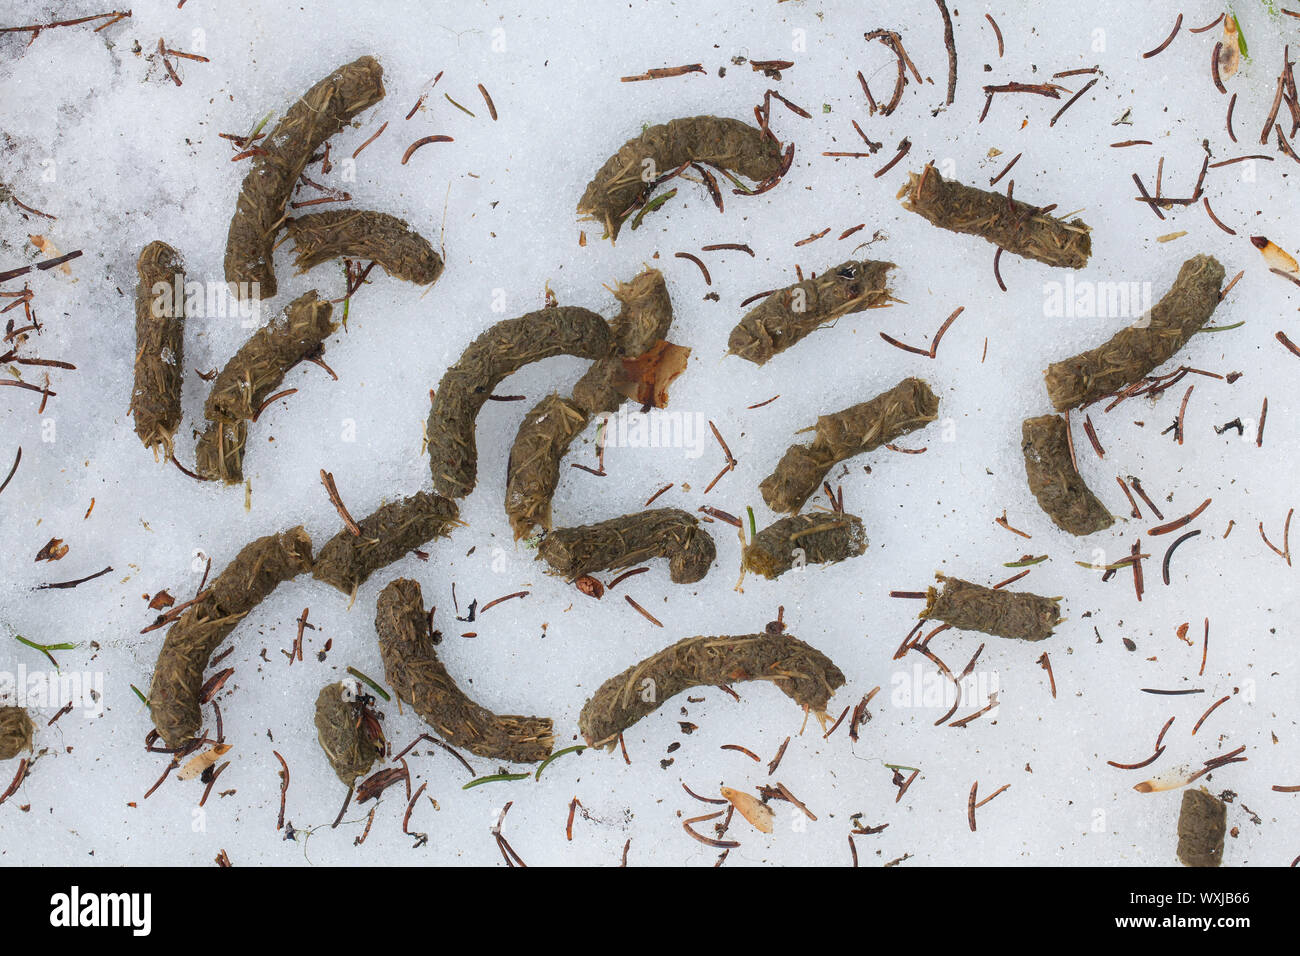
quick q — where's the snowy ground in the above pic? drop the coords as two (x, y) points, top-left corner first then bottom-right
(0, 0), (1297, 867)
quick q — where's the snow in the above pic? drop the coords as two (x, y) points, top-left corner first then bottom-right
(0, 0), (1296, 866)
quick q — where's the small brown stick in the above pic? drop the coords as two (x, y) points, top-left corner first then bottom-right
(1175, 384), (1194, 445)
(1201, 197), (1235, 235)
(1190, 13), (1225, 33)
(607, 567), (648, 590)
(1142, 14), (1182, 59)
(36, 565), (111, 590)
(967, 782), (979, 831)
(1036, 652), (1056, 698)
(1192, 695), (1230, 736)
(1129, 477), (1163, 520)
(701, 243), (755, 256)
(477, 84), (498, 120)
(698, 506), (740, 526)
(682, 811), (740, 849)
(674, 252), (711, 285)
(1212, 43), (1227, 95)
(620, 64), (706, 82)
(708, 420), (737, 468)
(320, 470), (361, 536)
(989, 152), (1020, 187)
(1257, 398), (1268, 447)
(775, 782), (816, 821)
(644, 483), (673, 507)
(566, 796), (580, 841)
(479, 590), (529, 613)
(721, 744), (762, 761)
(1131, 173), (1166, 220)
(934, 0), (956, 105)
(401, 135), (454, 165)
(199, 761), (230, 808)
(1279, 331), (1300, 360)
(767, 737), (791, 775)
(1049, 77), (1098, 127)
(991, 568), (1032, 589)
(624, 595), (662, 627)
(0, 447), (20, 497)
(1116, 476), (1141, 518)
(894, 769), (919, 803)
(950, 693), (1000, 729)
(1200, 618), (1210, 676)
(1161, 529), (1201, 585)
(995, 512), (1032, 539)
(821, 705), (851, 739)
(873, 138), (911, 179)
(682, 782), (728, 804)
(351, 121), (388, 159)
(1258, 508), (1294, 565)
(272, 751), (289, 830)
(1149, 498), (1211, 535)
(251, 387), (297, 423)
(985, 14), (1004, 58)
(1107, 746), (1166, 770)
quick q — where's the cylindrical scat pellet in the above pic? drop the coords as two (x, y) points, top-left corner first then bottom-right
(314, 682), (384, 787)
(538, 508), (716, 584)
(760, 377), (939, 514)
(1021, 414), (1113, 536)
(578, 633), (846, 747)
(224, 56), (385, 300)
(313, 491), (460, 594)
(921, 573), (1061, 642)
(426, 307), (612, 499)
(1176, 788), (1226, 867)
(578, 116), (786, 242)
(285, 210), (443, 286)
(204, 290), (336, 424)
(0, 705), (34, 760)
(900, 163), (1091, 269)
(1043, 255), (1226, 411)
(504, 394), (590, 540)
(148, 527), (314, 748)
(728, 260), (895, 366)
(376, 578), (554, 763)
(743, 512), (867, 579)
(130, 241), (185, 459)
(193, 419), (247, 485)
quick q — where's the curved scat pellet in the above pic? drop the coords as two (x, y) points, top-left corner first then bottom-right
(577, 116), (785, 242)
(1043, 255), (1225, 411)
(148, 527), (314, 748)
(426, 307), (613, 499)
(224, 56), (385, 301)
(728, 260), (895, 366)
(538, 508), (716, 585)
(504, 394), (589, 541)
(313, 491), (460, 594)
(285, 210), (443, 286)
(376, 578), (554, 763)
(578, 633), (846, 748)
(760, 377), (939, 514)
(1021, 415), (1113, 536)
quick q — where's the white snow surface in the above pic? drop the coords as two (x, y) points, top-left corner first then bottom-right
(0, 0), (1296, 867)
